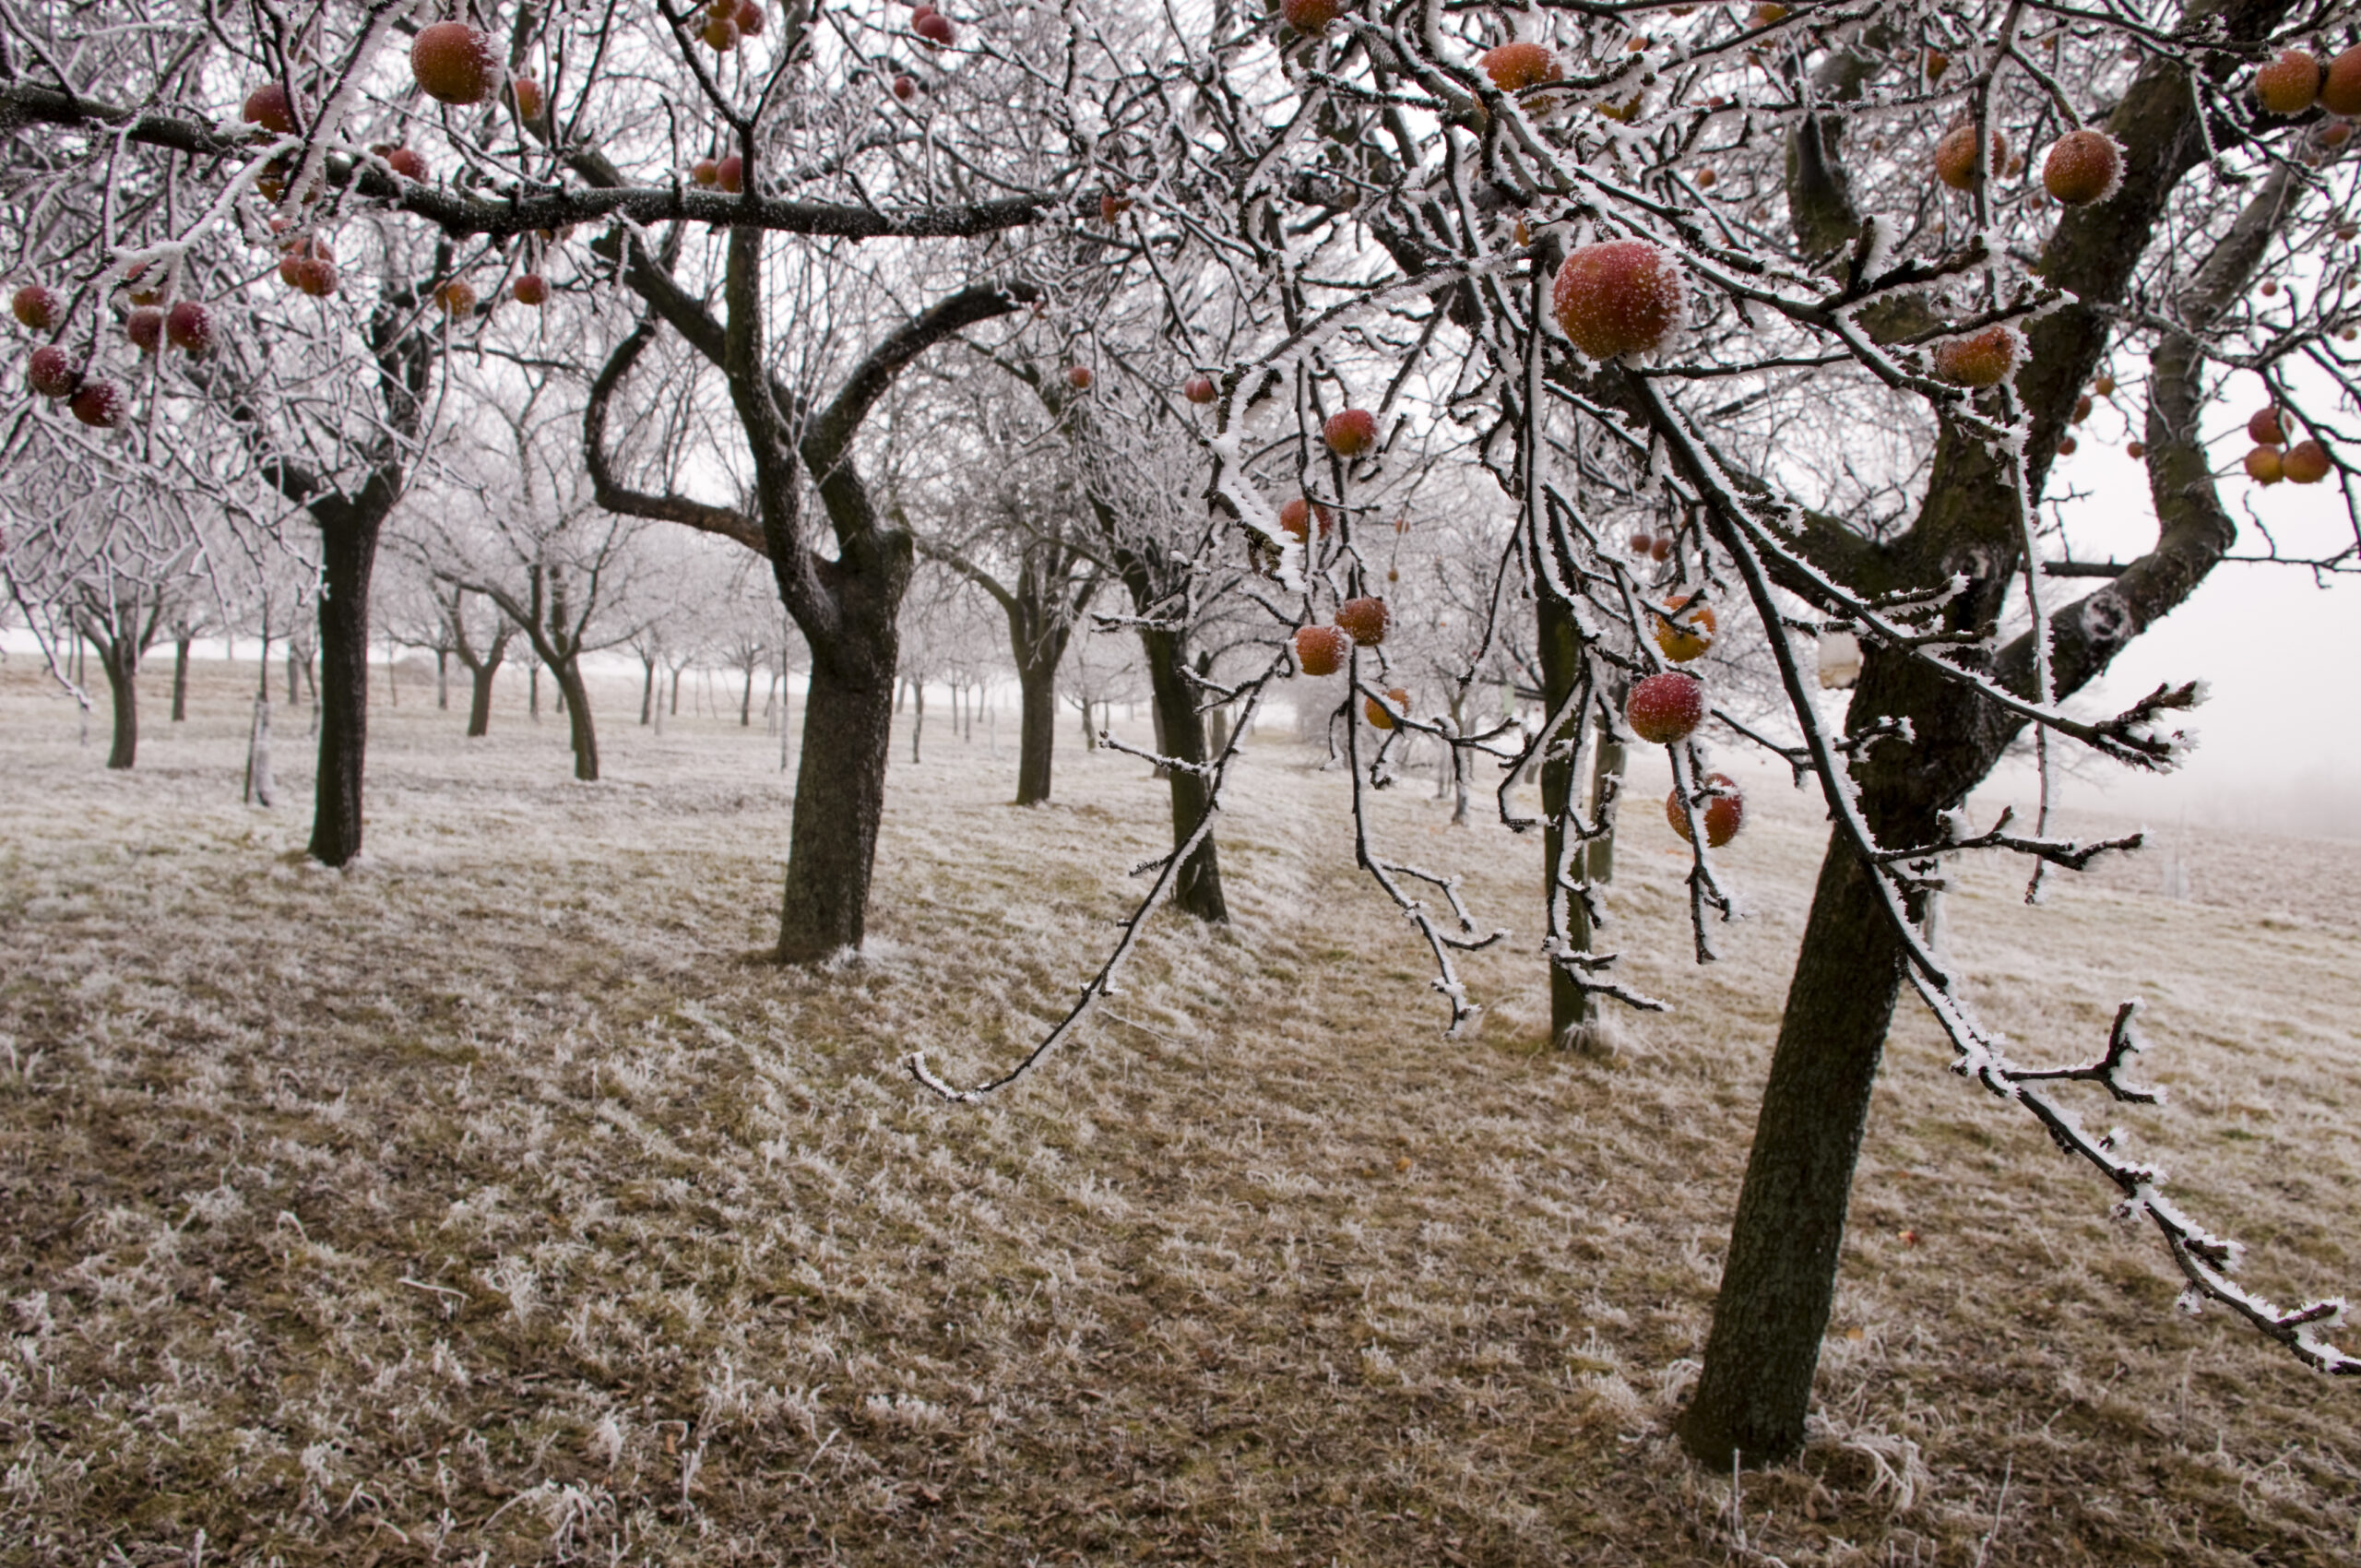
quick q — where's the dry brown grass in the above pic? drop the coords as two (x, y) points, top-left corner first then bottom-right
(1, 659), (2356, 1565)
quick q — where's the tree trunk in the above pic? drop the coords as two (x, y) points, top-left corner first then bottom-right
(1536, 591), (1590, 1045)
(171, 636), (191, 723)
(555, 658), (599, 781)
(1139, 623), (1226, 922)
(435, 648), (450, 710)
(244, 697), (275, 807)
(307, 513), (378, 866)
(670, 665), (683, 717)
(99, 642), (137, 769)
(741, 664), (755, 727)
(1015, 662), (1058, 805)
(640, 658), (656, 724)
(777, 649), (896, 962)
(465, 653), (501, 737)
(910, 676), (924, 764)
(529, 663), (540, 719)
(1677, 835), (1904, 1467)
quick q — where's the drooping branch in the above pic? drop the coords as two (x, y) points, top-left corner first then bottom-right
(0, 83), (1057, 244)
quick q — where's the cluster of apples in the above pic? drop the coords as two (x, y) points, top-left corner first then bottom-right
(696, 0), (768, 52)
(1627, 526), (1676, 563)
(908, 4), (955, 47)
(1291, 595), (1407, 727)
(2253, 45), (2361, 120)
(2243, 405), (2333, 486)
(15, 279), (220, 432)
(691, 151), (747, 192)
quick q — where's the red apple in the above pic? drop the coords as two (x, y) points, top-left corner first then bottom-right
(913, 8), (955, 46)
(1323, 407), (1377, 456)
(1551, 239), (1683, 360)
(165, 301), (215, 353)
(893, 75), (919, 101)
(1667, 774), (1743, 847)
(2245, 445), (2284, 484)
(716, 154), (744, 193)
(2043, 129), (2121, 207)
(1065, 364), (1093, 389)
(736, 2), (765, 35)
(2255, 48), (2321, 115)
(1183, 374), (1216, 404)
(513, 274), (549, 306)
(69, 377), (127, 429)
(1278, 497), (1333, 541)
(2324, 44), (2361, 116)
(1934, 123), (2006, 191)
(376, 144), (428, 180)
(12, 283), (58, 330)
(1931, 325), (2020, 388)
(703, 12), (741, 50)
(411, 21), (497, 105)
(1648, 532), (1673, 563)
(1477, 42), (1558, 91)
(1627, 671), (1704, 744)
(2126, 441), (2146, 459)
(126, 306), (164, 353)
(26, 346), (78, 399)
(692, 157), (720, 187)
(1294, 624), (1349, 676)
(243, 83), (296, 136)
(513, 77), (544, 121)
(1100, 191), (1133, 222)
(1282, 0), (1342, 32)
(1335, 596), (1389, 646)
(2284, 439), (2331, 483)
(2247, 405), (2284, 445)
(433, 279), (477, 318)
(2056, 434), (2078, 456)
(1364, 686), (1410, 730)
(1628, 528), (1653, 554)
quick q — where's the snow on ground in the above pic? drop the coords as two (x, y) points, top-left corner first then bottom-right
(0, 658), (2355, 1564)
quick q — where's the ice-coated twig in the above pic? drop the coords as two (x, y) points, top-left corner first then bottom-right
(909, 661), (1282, 1102)
(1870, 805), (2144, 872)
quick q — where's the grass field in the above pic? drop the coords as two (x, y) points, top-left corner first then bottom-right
(2, 657), (2356, 1565)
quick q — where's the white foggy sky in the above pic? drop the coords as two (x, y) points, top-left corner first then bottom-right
(1993, 447), (2361, 834)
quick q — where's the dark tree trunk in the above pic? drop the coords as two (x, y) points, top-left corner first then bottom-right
(640, 659), (656, 724)
(171, 636), (191, 722)
(1677, 835), (1904, 1466)
(307, 511), (380, 866)
(1015, 664), (1058, 805)
(741, 664), (755, 726)
(670, 666), (683, 716)
(435, 648), (450, 710)
(1536, 591), (1590, 1044)
(1139, 622), (1226, 922)
(554, 659), (599, 781)
(777, 644), (896, 962)
(99, 643), (137, 769)
(465, 659), (497, 737)
(529, 663), (540, 719)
